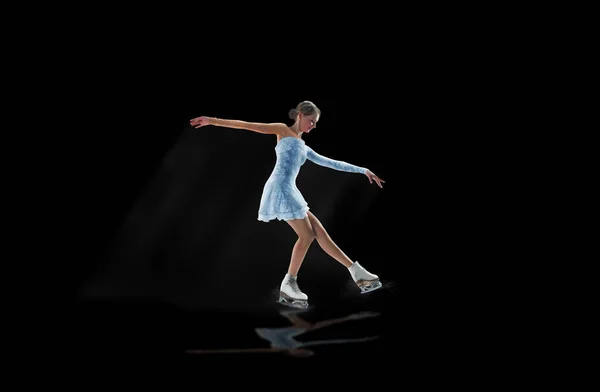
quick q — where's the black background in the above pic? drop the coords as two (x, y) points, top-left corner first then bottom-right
(14, 4), (552, 383)
(46, 40), (513, 383)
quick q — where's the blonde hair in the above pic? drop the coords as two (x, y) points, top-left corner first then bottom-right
(288, 101), (321, 120)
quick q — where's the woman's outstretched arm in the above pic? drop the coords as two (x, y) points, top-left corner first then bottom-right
(306, 146), (386, 188)
(190, 116), (287, 135)
(305, 146), (367, 174)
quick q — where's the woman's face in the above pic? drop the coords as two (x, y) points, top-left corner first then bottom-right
(300, 113), (319, 133)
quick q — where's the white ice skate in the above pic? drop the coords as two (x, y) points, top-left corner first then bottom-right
(277, 273), (309, 309)
(349, 262), (382, 294)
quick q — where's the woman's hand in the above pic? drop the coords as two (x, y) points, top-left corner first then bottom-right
(190, 116), (211, 128)
(365, 169), (385, 188)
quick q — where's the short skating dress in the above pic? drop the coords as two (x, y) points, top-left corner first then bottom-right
(257, 136), (368, 222)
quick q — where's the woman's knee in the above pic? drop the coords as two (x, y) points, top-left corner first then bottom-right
(288, 217), (316, 242)
(298, 230), (316, 243)
(300, 218), (316, 242)
(306, 212), (326, 240)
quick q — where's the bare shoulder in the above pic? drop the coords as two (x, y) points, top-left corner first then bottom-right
(272, 124), (296, 141)
(270, 123), (289, 135)
(277, 123), (298, 143)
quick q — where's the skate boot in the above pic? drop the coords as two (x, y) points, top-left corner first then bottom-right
(349, 261), (382, 294)
(277, 273), (309, 309)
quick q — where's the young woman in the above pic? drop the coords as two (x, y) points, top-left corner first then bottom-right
(190, 101), (385, 308)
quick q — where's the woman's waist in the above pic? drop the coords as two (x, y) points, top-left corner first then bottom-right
(270, 169), (300, 178)
(266, 174), (299, 186)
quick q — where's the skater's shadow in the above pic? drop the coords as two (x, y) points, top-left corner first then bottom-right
(186, 308), (380, 358)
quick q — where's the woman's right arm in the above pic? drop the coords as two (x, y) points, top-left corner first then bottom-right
(190, 116), (286, 135)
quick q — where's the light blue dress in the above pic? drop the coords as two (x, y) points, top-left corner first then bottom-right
(258, 136), (367, 222)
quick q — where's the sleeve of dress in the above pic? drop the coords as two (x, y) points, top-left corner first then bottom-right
(305, 145), (368, 174)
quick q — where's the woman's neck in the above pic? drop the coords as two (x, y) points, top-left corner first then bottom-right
(290, 123), (302, 137)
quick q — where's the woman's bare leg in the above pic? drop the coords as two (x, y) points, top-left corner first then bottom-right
(285, 216), (316, 276)
(286, 211), (381, 295)
(306, 211), (354, 268)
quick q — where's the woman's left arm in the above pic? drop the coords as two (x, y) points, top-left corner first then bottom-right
(305, 146), (385, 188)
(305, 146), (368, 174)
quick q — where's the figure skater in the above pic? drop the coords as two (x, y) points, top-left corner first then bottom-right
(190, 101), (385, 308)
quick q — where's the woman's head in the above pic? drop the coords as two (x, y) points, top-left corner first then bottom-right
(288, 101), (320, 134)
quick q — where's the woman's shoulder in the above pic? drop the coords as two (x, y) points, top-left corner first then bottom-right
(275, 127), (303, 143)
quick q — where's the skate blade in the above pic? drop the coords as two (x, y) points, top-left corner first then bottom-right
(277, 296), (309, 309)
(359, 280), (382, 294)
